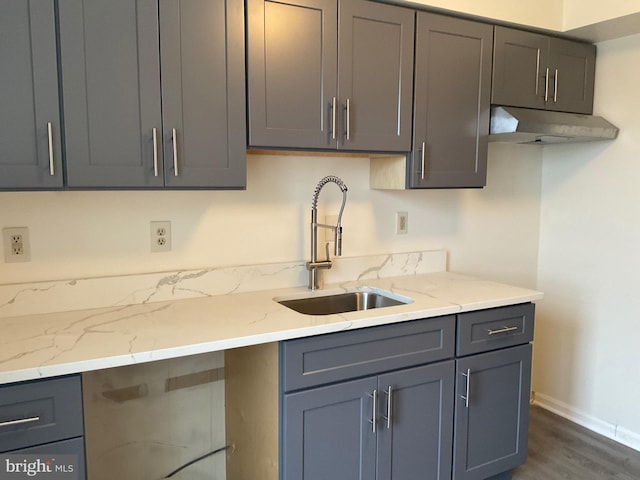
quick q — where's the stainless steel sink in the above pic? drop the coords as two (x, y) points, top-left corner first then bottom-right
(276, 289), (412, 316)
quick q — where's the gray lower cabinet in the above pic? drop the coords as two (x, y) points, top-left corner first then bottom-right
(246, 0), (414, 152)
(453, 303), (535, 480)
(280, 316), (456, 480)
(0, 374), (86, 479)
(0, 1), (63, 190)
(282, 362), (455, 480)
(58, 0), (245, 189)
(282, 376), (377, 480)
(492, 26), (595, 115)
(280, 305), (535, 480)
(377, 362), (455, 480)
(410, 13), (492, 188)
(453, 345), (532, 480)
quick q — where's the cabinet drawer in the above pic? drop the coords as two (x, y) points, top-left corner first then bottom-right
(281, 316), (455, 392)
(0, 375), (83, 453)
(456, 303), (535, 356)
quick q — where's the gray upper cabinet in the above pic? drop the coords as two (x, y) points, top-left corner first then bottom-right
(59, 0), (163, 188)
(492, 27), (595, 114)
(0, 1), (63, 190)
(246, 0), (338, 149)
(246, 0), (414, 152)
(338, 0), (414, 152)
(410, 13), (492, 188)
(159, 0), (246, 188)
(59, 0), (245, 189)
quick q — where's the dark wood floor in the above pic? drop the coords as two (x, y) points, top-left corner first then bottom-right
(513, 406), (640, 480)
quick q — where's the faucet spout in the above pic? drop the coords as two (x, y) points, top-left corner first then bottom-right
(306, 176), (348, 290)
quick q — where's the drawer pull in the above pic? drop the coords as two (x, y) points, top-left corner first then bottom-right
(487, 326), (519, 336)
(0, 416), (40, 428)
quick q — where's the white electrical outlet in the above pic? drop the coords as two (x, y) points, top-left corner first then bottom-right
(150, 221), (172, 253)
(396, 212), (408, 234)
(3, 227), (31, 262)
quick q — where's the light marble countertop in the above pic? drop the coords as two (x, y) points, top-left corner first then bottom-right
(0, 271), (542, 385)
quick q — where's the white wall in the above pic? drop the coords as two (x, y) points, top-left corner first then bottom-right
(408, 0), (563, 30)
(0, 145), (542, 290)
(535, 33), (640, 447)
(563, 0), (640, 30)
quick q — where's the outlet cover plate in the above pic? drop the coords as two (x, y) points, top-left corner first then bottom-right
(396, 212), (408, 235)
(150, 221), (172, 253)
(3, 227), (31, 263)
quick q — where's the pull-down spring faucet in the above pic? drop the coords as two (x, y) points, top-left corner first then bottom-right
(306, 176), (348, 290)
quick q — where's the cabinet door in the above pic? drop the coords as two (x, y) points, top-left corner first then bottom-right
(0, 1), (62, 189)
(282, 376), (377, 480)
(411, 13), (492, 188)
(377, 361), (455, 480)
(246, 0), (338, 149)
(548, 37), (595, 114)
(453, 344), (532, 480)
(338, 0), (414, 152)
(492, 27), (548, 111)
(160, 0), (246, 188)
(59, 0), (163, 188)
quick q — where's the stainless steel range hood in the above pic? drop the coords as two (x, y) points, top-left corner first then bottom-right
(489, 106), (619, 145)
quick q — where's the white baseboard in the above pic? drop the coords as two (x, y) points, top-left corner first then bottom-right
(533, 392), (640, 453)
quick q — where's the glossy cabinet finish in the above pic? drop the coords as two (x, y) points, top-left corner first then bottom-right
(59, 0), (245, 189)
(410, 13), (492, 188)
(247, 0), (414, 152)
(0, 1), (63, 190)
(492, 27), (595, 115)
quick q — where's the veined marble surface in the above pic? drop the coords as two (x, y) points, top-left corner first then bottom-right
(0, 263), (542, 385)
(0, 250), (446, 319)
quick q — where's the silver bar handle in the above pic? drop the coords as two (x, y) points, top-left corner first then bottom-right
(152, 128), (159, 177)
(384, 386), (393, 429)
(47, 122), (55, 176)
(544, 67), (550, 102)
(345, 98), (351, 141)
(421, 141), (426, 180)
(535, 50), (541, 95)
(460, 369), (471, 408)
(172, 128), (179, 177)
(368, 389), (377, 433)
(0, 416), (40, 428)
(331, 97), (337, 141)
(554, 68), (559, 103)
(487, 325), (519, 335)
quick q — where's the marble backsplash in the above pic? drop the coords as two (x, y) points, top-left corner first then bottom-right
(0, 249), (447, 319)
